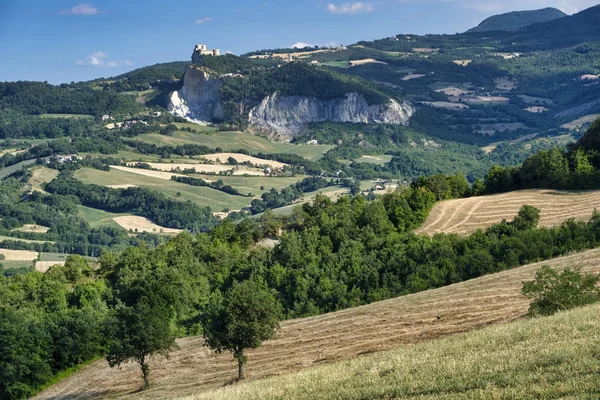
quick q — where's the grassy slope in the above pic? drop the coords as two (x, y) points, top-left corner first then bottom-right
(33, 247), (600, 400)
(192, 303), (600, 400)
(135, 130), (334, 161)
(74, 167), (255, 211)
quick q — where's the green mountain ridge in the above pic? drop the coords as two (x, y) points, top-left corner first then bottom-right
(467, 7), (567, 33)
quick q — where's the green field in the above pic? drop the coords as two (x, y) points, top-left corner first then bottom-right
(321, 61), (351, 68)
(252, 186), (351, 217)
(39, 114), (94, 119)
(0, 159), (37, 179)
(74, 167), (256, 212)
(354, 154), (393, 165)
(135, 130), (334, 161)
(0, 236), (54, 244)
(192, 303), (600, 400)
(77, 206), (129, 230)
(194, 174), (306, 195)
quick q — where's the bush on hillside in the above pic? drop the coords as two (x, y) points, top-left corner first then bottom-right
(522, 266), (600, 316)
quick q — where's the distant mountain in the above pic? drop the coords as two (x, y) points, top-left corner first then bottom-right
(467, 7), (567, 33)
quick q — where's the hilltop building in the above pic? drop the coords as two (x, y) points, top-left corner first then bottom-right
(192, 44), (220, 62)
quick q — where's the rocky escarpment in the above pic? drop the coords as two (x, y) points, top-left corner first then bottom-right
(168, 66), (224, 124)
(249, 92), (414, 139)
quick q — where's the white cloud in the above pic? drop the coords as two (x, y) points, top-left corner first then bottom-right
(76, 51), (132, 67)
(194, 17), (212, 24)
(60, 4), (100, 15)
(327, 2), (376, 14)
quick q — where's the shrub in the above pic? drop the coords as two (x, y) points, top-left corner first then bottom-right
(522, 266), (600, 316)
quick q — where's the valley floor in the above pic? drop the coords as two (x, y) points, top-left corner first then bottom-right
(34, 248), (600, 400)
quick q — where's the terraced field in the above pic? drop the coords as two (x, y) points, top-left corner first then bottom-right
(34, 248), (600, 400)
(417, 189), (600, 236)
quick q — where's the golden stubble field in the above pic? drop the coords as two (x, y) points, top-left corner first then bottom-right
(417, 189), (600, 236)
(33, 247), (600, 400)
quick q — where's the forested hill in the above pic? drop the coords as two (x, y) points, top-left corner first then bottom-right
(0, 81), (142, 116)
(470, 5), (600, 51)
(467, 8), (566, 33)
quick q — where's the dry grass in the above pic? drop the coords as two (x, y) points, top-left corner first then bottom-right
(561, 114), (600, 130)
(112, 166), (191, 181)
(112, 216), (182, 235)
(135, 163), (265, 176)
(434, 86), (471, 96)
(189, 302), (600, 400)
(452, 59), (471, 66)
(107, 184), (138, 189)
(417, 189), (600, 236)
(200, 153), (287, 169)
(0, 249), (38, 261)
(33, 246), (600, 400)
(35, 261), (66, 273)
(13, 224), (50, 234)
(462, 96), (510, 105)
(349, 59), (387, 67)
(524, 106), (548, 113)
(401, 74), (426, 81)
(28, 167), (59, 193)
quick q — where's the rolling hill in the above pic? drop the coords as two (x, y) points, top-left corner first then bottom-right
(467, 7), (566, 33)
(33, 247), (600, 399)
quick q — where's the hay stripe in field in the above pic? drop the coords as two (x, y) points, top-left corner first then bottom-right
(417, 189), (600, 236)
(32, 247), (600, 400)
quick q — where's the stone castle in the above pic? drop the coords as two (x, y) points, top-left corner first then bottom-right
(192, 44), (220, 62)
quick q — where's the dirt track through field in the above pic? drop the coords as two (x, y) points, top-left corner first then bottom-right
(417, 189), (600, 236)
(33, 247), (600, 400)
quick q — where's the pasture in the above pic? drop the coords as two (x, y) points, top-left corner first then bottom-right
(33, 247), (600, 400)
(416, 189), (600, 236)
(134, 130), (333, 161)
(27, 167), (59, 192)
(354, 155), (393, 165)
(201, 153), (288, 169)
(74, 168), (255, 212)
(78, 206), (129, 230)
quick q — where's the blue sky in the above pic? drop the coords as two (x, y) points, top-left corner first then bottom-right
(0, 0), (598, 84)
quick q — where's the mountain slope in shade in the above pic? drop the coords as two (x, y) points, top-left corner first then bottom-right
(468, 7), (567, 33)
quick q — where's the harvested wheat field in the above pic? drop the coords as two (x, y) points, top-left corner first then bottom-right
(401, 73), (426, 81)
(417, 189), (600, 236)
(35, 261), (66, 273)
(0, 249), (38, 261)
(349, 59), (387, 67)
(420, 101), (469, 110)
(525, 106), (548, 113)
(33, 248), (600, 400)
(112, 166), (191, 181)
(201, 153), (288, 169)
(112, 216), (183, 235)
(108, 184), (138, 189)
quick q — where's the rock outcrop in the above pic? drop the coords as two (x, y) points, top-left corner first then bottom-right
(249, 92), (414, 139)
(168, 66), (224, 124)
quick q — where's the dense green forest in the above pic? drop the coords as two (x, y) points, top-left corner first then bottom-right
(467, 8), (566, 33)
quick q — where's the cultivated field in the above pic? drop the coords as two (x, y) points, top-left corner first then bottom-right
(201, 153), (288, 169)
(75, 168), (255, 211)
(417, 189), (600, 236)
(517, 94), (554, 105)
(354, 155), (393, 165)
(34, 248), (600, 400)
(434, 86), (471, 96)
(524, 106), (548, 113)
(462, 96), (510, 105)
(113, 216), (182, 235)
(190, 302), (600, 400)
(452, 59), (471, 66)
(113, 166), (192, 181)
(138, 162), (265, 176)
(13, 224), (50, 234)
(78, 206), (129, 230)
(401, 74), (426, 81)
(35, 261), (66, 273)
(27, 167), (59, 192)
(134, 130), (333, 161)
(0, 249), (38, 261)
(561, 114), (600, 130)
(494, 77), (516, 90)
(349, 59), (387, 67)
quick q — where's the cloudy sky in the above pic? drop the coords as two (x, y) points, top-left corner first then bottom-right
(0, 0), (598, 83)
